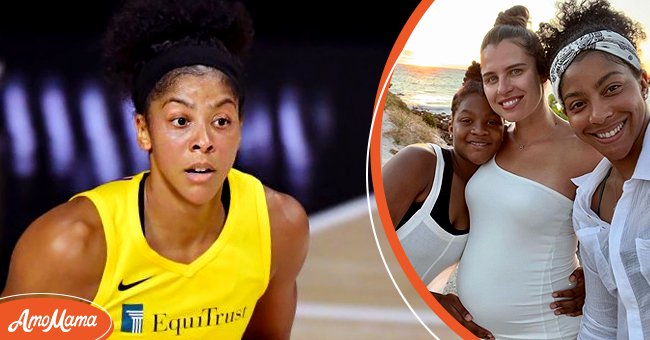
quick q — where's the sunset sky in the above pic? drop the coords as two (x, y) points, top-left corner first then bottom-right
(398, 0), (650, 69)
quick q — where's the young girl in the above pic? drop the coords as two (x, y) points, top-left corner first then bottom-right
(383, 62), (504, 339)
(455, 5), (602, 339)
(539, 0), (650, 337)
(1, 1), (309, 339)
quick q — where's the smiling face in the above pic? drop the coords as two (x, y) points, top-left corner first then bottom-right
(449, 93), (504, 165)
(480, 39), (547, 122)
(561, 51), (649, 163)
(135, 67), (241, 206)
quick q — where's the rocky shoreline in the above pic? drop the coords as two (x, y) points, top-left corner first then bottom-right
(380, 90), (451, 165)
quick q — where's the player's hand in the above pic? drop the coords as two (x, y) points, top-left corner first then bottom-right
(431, 292), (494, 339)
(550, 267), (585, 317)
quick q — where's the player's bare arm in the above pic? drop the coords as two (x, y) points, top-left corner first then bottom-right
(243, 187), (309, 339)
(2, 197), (105, 301)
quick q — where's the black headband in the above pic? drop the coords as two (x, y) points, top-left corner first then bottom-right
(132, 45), (243, 113)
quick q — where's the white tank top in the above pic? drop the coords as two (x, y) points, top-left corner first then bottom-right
(457, 157), (581, 340)
(397, 144), (469, 285)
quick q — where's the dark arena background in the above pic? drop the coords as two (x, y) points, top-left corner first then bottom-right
(0, 2), (420, 288)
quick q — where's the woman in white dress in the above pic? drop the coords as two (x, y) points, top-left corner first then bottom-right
(455, 5), (603, 339)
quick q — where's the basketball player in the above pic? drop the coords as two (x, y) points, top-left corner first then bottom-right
(1, 1), (309, 338)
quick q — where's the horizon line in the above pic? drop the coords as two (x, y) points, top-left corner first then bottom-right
(395, 62), (466, 70)
(399, 58), (650, 71)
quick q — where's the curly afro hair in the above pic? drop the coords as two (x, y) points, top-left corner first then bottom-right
(538, 0), (646, 72)
(102, 0), (254, 94)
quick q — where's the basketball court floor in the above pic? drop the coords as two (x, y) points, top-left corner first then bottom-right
(292, 196), (462, 339)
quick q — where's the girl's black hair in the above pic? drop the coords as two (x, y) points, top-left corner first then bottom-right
(451, 61), (485, 116)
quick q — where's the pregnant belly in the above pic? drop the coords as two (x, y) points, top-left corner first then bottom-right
(456, 250), (579, 339)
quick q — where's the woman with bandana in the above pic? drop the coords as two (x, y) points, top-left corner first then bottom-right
(539, 0), (650, 338)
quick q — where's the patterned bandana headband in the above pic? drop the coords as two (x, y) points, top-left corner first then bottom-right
(550, 30), (641, 106)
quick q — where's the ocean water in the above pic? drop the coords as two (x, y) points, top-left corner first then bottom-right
(389, 63), (465, 115)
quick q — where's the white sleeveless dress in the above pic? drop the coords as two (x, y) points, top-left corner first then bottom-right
(397, 143), (469, 285)
(457, 157), (581, 339)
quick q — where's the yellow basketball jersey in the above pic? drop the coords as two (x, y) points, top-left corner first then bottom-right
(73, 169), (271, 339)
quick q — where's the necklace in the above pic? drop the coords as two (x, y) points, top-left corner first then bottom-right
(513, 120), (558, 150)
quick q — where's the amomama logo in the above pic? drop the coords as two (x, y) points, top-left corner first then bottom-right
(0, 293), (113, 339)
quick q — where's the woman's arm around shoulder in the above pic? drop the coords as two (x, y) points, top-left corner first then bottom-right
(243, 187), (309, 340)
(1, 197), (106, 301)
(382, 143), (438, 227)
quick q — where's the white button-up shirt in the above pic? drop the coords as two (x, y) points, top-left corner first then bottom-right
(572, 126), (650, 340)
